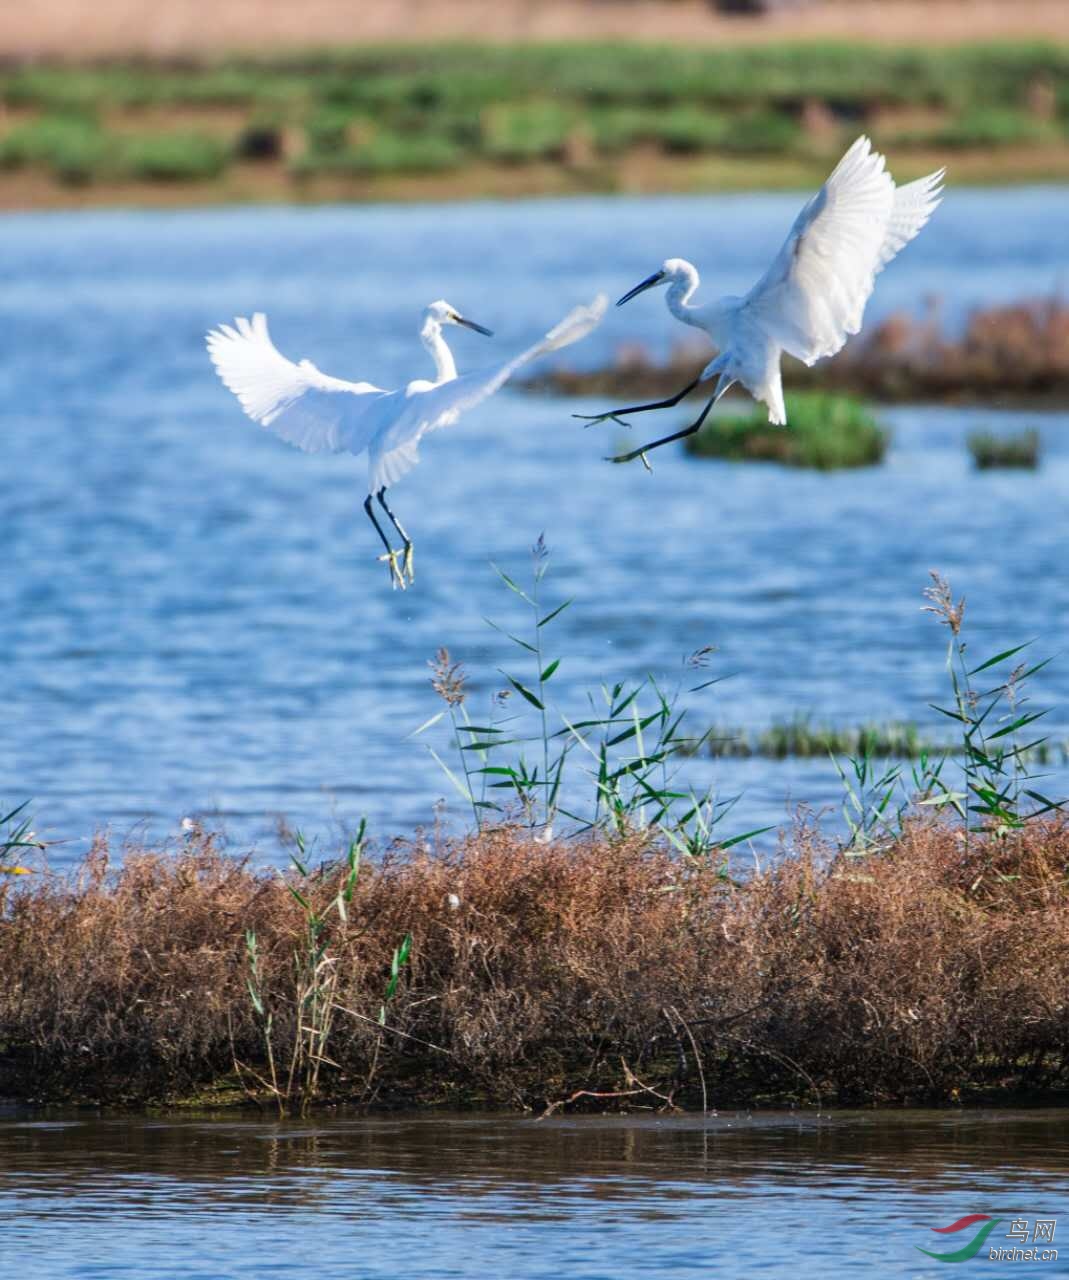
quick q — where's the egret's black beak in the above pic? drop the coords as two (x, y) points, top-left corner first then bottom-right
(456, 315), (493, 336)
(617, 271), (666, 307)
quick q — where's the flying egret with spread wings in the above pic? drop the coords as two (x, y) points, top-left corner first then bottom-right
(208, 295), (606, 587)
(578, 136), (944, 465)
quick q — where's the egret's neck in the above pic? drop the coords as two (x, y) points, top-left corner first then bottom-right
(421, 318), (458, 384)
(665, 264), (702, 328)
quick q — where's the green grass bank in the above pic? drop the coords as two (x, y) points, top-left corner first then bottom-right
(3, 42), (1069, 205)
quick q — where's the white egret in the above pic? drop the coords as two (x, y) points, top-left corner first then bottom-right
(207, 295), (606, 587)
(578, 136), (944, 464)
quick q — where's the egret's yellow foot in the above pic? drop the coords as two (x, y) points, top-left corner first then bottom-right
(606, 446), (652, 468)
(402, 543), (415, 586)
(573, 411), (632, 429)
(378, 549), (407, 590)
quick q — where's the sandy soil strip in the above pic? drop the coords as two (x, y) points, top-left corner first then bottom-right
(2, 1), (1067, 59)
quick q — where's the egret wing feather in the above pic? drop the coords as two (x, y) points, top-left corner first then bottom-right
(206, 312), (389, 455)
(878, 167), (946, 269)
(369, 294), (607, 491)
(419, 293), (609, 435)
(743, 136), (944, 367)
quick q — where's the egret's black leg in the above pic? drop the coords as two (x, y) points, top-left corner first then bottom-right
(364, 493), (405, 589)
(377, 487), (414, 585)
(573, 377), (702, 428)
(608, 378), (735, 466)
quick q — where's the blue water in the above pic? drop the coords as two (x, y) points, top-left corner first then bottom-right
(1, 1109), (1066, 1279)
(4, 187), (1069, 864)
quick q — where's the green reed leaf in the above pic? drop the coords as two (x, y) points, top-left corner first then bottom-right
(427, 747), (474, 801)
(502, 673), (545, 710)
(537, 600), (572, 628)
(489, 562), (534, 604)
(484, 617), (538, 653)
(718, 825), (775, 850)
(968, 641), (1033, 676)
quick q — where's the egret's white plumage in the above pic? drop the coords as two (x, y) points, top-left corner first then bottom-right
(207, 295), (606, 585)
(585, 136), (944, 462)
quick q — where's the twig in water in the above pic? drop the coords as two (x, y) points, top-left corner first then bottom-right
(620, 1060), (680, 1113)
(666, 1005), (709, 1114)
(539, 1062), (675, 1119)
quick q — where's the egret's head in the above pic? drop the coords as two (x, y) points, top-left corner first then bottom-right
(424, 299), (493, 335)
(616, 259), (691, 307)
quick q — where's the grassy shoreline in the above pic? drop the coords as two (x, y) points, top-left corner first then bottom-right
(1, 146), (1067, 212)
(2, 42), (1069, 208)
(1, 819), (1066, 1112)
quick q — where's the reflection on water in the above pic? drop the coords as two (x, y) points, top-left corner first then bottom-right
(0, 1109), (1066, 1278)
(3, 189), (1069, 862)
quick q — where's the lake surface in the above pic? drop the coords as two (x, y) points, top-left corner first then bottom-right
(1, 1108), (1065, 1278)
(4, 187), (1069, 863)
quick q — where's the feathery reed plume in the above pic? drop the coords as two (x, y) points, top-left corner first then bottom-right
(923, 570), (965, 636)
(429, 648), (467, 707)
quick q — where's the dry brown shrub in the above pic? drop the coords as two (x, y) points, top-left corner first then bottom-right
(525, 297), (1069, 404)
(0, 819), (1066, 1108)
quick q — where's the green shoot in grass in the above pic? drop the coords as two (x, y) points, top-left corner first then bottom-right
(240, 821), (386, 1116)
(380, 934), (413, 1026)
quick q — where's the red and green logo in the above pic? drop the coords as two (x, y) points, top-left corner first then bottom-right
(916, 1215), (1005, 1263)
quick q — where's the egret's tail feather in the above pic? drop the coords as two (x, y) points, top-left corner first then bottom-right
(703, 342), (786, 427)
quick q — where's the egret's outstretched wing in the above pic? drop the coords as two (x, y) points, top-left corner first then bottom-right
(206, 313), (390, 455)
(369, 294), (607, 490)
(743, 137), (944, 366)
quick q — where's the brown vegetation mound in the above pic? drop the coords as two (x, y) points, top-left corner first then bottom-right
(1, 821), (1066, 1110)
(531, 299), (1069, 404)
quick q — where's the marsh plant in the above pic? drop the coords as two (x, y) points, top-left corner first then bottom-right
(419, 554), (1064, 860)
(417, 536), (768, 858)
(530, 301), (1069, 406)
(683, 391), (888, 470)
(700, 716), (1069, 765)
(3, 822), (1068, 1108)
(0, 801), (42, 876)
(239, 822), (412, 1115)
(967, 427), (1041, 470)
(920, 572), (1062, 842)
(701, 718), (941, 760)
(832, 572), (1063, 855)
